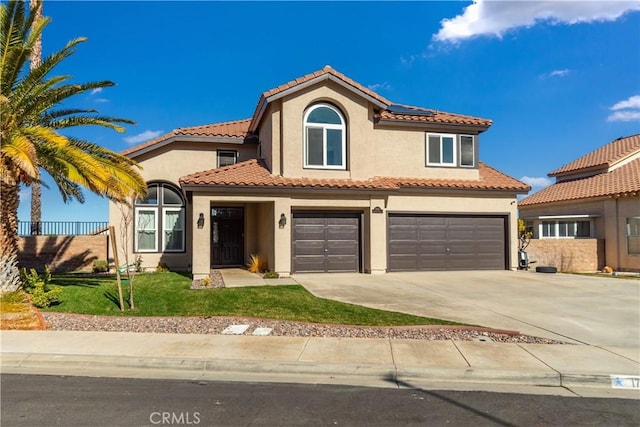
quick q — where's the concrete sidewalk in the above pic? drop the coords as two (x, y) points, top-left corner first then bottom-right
(2, 330), (638, 399)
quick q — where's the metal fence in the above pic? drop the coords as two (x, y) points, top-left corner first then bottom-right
(18, 221), (109, 236)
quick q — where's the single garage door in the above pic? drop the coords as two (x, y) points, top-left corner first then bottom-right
(388, 214), (507, 271)
(292, 212), (360, 273)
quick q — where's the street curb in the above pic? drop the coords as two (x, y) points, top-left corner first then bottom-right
(1, 352), (618, 390)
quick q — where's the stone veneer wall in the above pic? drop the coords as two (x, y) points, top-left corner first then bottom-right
(18, 235), (108, 272)
(525, 238), (605, 272)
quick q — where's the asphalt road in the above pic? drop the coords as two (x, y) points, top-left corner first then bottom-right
(2, 374), (639, 426)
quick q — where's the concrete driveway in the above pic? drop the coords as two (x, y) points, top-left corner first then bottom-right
(294, 271), (640, 354)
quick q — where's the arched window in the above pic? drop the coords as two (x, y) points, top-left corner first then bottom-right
(134, 182), (185, 252)
(303, 103), (346, 169)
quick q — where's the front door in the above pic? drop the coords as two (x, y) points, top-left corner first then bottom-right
(211, 207), (244, 267)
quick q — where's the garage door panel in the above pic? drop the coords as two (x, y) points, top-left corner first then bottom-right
(388, 256), (418, 271)
(292, 257), (327, 273)
(327, 255), (359, 272)
(293, 241), (325, 256)
(388, 214), (506, 272)
(326, 226), (358, 241)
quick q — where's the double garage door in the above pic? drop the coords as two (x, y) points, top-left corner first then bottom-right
(387, 214), (507, 272)
(292, 212), (360, 273)
(291, 212), (507, 273)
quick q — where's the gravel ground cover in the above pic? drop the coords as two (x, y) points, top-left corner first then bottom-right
(42, 312), (566, 344)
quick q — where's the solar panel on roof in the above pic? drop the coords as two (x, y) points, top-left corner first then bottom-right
(386, 104), (434, 117)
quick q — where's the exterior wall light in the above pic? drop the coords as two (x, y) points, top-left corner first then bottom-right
(279, 213), (287, 229)
(372, 206), (383, 214)
(197, 213), (205, 229)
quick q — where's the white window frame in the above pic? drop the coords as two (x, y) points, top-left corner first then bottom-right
(627, 217), (640, 255)
(303, 103), (346, 170)
(134, 207), (158, 252)
(539, 220), (592, 239)
(162, 207), (185, 252)
(217, 150), (237, 168)
(459, 134), (475, 167)
(426, 133), (457, 167)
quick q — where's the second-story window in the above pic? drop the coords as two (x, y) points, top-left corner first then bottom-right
(217, 150), (237, 168)
(426, 133), (476, 168)
(303, 103), (346, 169)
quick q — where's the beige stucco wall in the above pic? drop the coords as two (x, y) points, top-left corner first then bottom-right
(519, 196), (640, 272)
(260, 81), (480, 181)
(108, 140), (258, 272)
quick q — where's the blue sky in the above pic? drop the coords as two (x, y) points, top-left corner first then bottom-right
(17, 0), (640, 223)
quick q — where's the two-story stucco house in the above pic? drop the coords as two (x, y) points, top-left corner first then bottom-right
(109, 66), (529, 280)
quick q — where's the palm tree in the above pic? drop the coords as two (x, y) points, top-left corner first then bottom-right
(0, 0), (146, 292)
(29, 0), (42, 236)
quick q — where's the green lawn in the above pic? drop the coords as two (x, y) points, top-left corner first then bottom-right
(47, 272), (463, 326)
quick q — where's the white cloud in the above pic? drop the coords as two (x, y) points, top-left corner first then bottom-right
(610, 95), (640, 110)
(607, 110), (640, 122)
(124, 130), (164, 144)
(433, 0), (640, 43)
(607, 95), (640, 122)
(94, 98), (109, 103)
(90, 88), (103, 95)
(367, 82), (391, 92)
(400, 55), (416, 66)
(520, 176), (553, 188)
(549, 69), (570, 77)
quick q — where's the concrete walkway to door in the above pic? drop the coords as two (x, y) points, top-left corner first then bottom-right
(293, 270), (640, 357)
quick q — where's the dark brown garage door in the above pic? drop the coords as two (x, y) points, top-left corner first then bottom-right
(292, 212), (360, 273)
(387, 214), (507, 272)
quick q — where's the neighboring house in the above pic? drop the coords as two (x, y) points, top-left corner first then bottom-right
(109, 66), (529, 280)
(519, 134), (640, 272)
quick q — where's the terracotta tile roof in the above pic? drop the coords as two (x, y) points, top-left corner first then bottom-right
(376, 104), (492, 127)
(382, 162), (530, 191)
(180, 159), (530, 193)
(549, 134), (640, 176)
(519, 158), (640, 206)
(121, 119), (252, 156)
(261, 65), (392, 106)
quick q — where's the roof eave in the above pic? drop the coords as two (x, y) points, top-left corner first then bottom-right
(376, 118), (491, 133)
(125, 135), (248, 158)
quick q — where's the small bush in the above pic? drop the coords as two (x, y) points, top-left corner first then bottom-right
(263, 271), (279, 279)
(92, 259), (109, 273)
(248, 254), (267, 273)
(156, 262), (170, 273)
(21, 267), (62, 308)
(200, 276), (211, 287)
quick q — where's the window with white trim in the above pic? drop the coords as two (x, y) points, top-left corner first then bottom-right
(303, 103), (346, 169)
(627, 217), (640, 255)
(134, 183), (185, 252)
(217, 150), (237, 168)
(426, 133), (476, 167)
(540, 220), (591, 238)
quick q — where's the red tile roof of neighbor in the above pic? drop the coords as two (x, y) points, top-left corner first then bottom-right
(179, 158), (530, 192)
(123, 66), (492, 156)
(519, 157), (640, 206)
(549, 134), (640, 176)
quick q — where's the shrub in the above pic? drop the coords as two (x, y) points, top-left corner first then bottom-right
(248, 254), (267, 273)
(156, 262), (170, 273)
(21, 267), (62, 308)
(92, 259), (109, 273)
(263, 271), (279, 279)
